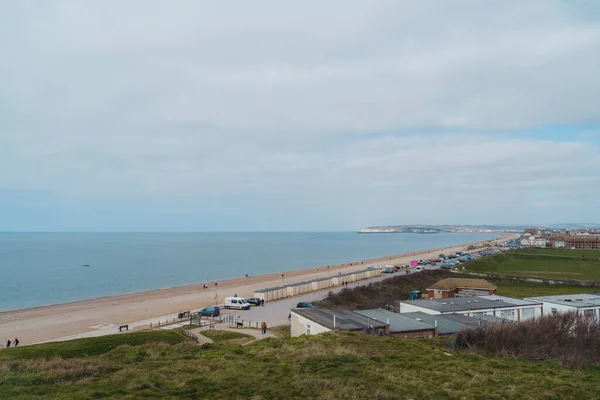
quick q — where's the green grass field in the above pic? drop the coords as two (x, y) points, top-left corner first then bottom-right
(2, 330), (600, 399)
(493, 280), (600, 298)
(463, 248), (600, 282)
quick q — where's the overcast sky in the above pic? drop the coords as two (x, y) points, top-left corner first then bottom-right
(1, 1), (600, 231)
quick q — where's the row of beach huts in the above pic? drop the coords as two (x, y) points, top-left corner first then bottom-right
(253, 267), (383, 302)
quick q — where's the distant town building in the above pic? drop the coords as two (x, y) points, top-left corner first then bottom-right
(521, 236), (536, 247)
(562, 236), (600, 250)
(524, 229), (539, 236)
(554, 240), (565, 248)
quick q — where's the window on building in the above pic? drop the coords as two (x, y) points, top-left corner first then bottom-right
(306, 324), (311, 335)
(501, 309), (515, 318)
(584, 310), (596, 318)
(522, 308), (535, 316)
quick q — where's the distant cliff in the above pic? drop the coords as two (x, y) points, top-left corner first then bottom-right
(358, 226), (441, 234)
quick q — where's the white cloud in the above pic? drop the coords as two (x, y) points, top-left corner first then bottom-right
(0, 1), (599, 229)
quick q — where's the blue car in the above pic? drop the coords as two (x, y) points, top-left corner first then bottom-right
(199, 306), (220, 317)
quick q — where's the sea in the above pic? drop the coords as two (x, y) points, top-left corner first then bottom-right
(0, 232), (499, 311)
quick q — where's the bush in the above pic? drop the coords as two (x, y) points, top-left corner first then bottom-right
(455, 312), (600, 367)
(316, 270), (453, 309)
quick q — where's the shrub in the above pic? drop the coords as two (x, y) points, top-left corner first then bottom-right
(317, 270), (453, 309)
(455, 312), (600, 367)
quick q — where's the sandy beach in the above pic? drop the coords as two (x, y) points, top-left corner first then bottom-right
(0, 234), (517, 345)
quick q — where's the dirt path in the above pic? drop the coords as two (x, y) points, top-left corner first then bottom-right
(189, 326), (277, 345)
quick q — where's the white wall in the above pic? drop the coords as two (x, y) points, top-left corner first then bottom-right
(528, 301), (600, 318)
(399, 302), (441, 315)
(399, 302), (543, 321)
(290, 312), (331, 338)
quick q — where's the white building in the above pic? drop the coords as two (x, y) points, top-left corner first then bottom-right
(398, 295), (542, 322)
(290, 308), (388, 337)
(524, 294), (600, 318)
(521, 236), (537, 247)
(534, 238), (548, 248)
(554, 240), (565, 248)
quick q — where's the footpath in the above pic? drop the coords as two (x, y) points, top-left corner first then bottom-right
(187, 325), (277, 345)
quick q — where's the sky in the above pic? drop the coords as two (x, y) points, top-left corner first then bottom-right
(1, 1), (600, 231)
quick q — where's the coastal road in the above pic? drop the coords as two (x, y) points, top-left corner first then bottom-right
(217, 271), (413, 328)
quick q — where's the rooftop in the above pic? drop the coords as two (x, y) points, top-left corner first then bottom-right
(355, 309), (434, 334)
(400, 312), (486, 335)
(524, 294), (600, 308)
(427, 278), (497, 292)
(400, 296), (540, 313)
(291, 308), (388, 331)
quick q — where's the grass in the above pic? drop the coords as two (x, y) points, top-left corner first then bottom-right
(0, 330), (187, 361)
(493, 280), (600, 298)
(2, 330), (600, 399)
(463, 248), (600, 282)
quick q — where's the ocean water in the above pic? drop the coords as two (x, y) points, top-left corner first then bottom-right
(0, 232), (499, 311)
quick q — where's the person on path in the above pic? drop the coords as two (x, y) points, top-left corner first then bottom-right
(14, 338), (19, 347)
(6, 340), (10, 348)
(261, 321), (267, 334)
(261, 299), (264, 307)
(234, 293), (237, 297)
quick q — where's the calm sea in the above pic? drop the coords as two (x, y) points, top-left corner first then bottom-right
(0, 232), (499, 311)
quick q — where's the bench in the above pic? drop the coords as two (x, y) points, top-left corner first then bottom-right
(119, 324), (129, 332)
(236, 321), (244, 328)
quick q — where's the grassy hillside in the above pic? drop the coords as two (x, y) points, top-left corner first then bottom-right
(2, 330), (600, 399)
(0, 330), (187, 361)
(463, 248), (600, 281)
(492, 280), (600, 298)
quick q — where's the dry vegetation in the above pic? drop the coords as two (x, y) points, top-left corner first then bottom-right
(3, 330), (600, 399)
(318, 269), (452, 309)
(455, 312), (600, 368)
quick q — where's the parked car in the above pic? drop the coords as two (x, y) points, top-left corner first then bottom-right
(199, 306), (220, 317)
(246, 297), (262, 306)
(382, 268), (394, 273)
(440, 264), (453, 270)
(296, 302), (315, 308)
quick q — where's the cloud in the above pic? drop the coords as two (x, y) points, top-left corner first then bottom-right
(0, 1), (599, 230)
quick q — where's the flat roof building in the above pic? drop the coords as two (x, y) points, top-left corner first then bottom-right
(354, 309), (437, 338)
(400, 312), (502, 335)
(524, 294), (600, 318)
(399, 295), (542, 322)
(290, 308), (388, 337)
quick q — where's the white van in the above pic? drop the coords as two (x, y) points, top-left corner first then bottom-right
(415, 266), (424, 271)
(224, 296), (251, 310)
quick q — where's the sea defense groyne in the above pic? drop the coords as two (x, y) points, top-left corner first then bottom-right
(253, 267), (382, 302)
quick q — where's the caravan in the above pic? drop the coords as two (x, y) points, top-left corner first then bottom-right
(224, 296), (251, 310)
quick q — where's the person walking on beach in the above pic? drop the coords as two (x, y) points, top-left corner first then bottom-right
(261, 299), (264, 307)
(14, 338), (19, 347)
(6, 340), (10, 348)
(261, 321), (267, 334)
